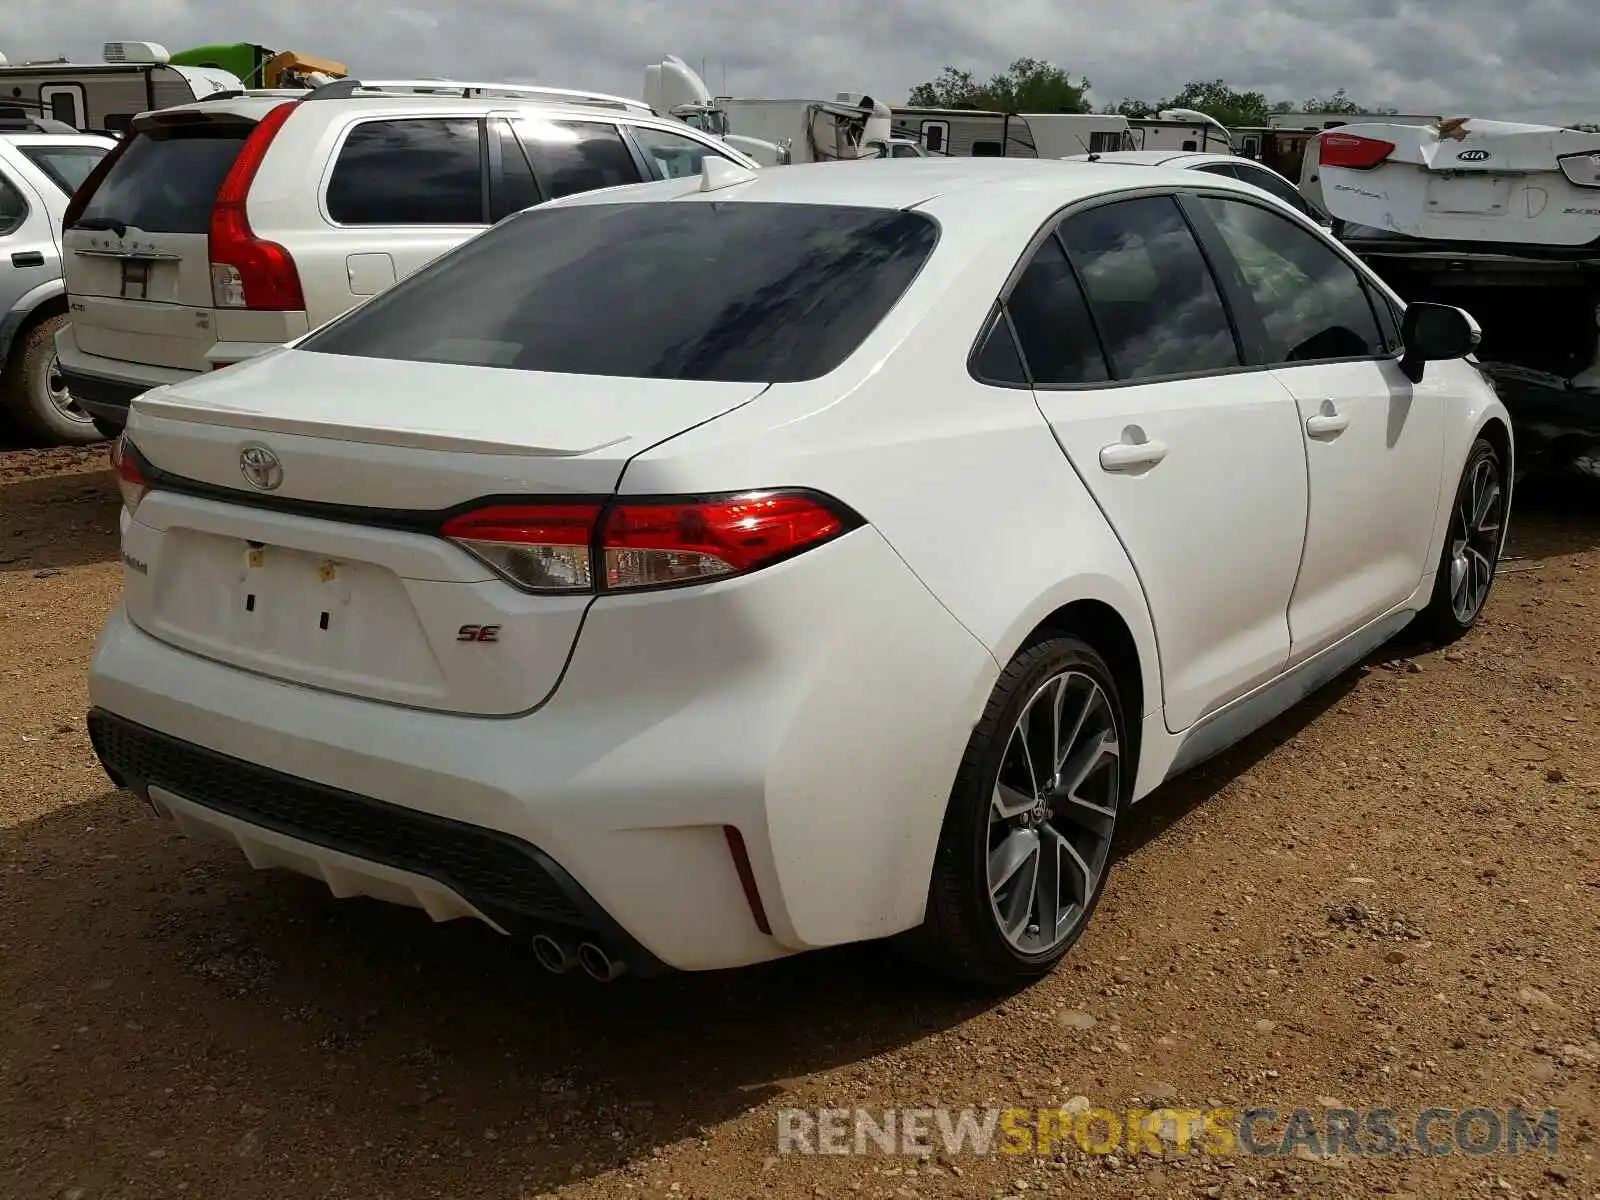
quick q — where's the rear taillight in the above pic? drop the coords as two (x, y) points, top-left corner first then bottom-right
(109, 435), (149, 515)
(208, 102), (305, 311)
(1319, 133), (1395, 170)
(61, 132), (137, 231)
(439, 491), (859, 594)
(1558, 151), (1600, 190)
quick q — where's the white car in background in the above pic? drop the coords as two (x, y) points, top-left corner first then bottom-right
(53, 79), (763, 436)
(88, 156), (1510, 987)
(1062, 148), (1324, 223)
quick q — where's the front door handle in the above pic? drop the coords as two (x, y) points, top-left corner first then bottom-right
(1099, 436), (1169, 472)
(1305, 402), (1350, 439)
(10, 251), (45, 268)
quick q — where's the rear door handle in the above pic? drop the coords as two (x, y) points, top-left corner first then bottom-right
(9, 251), (45, 268)
(1305, 403), (1350, 439)
(1099, 437), (1169, 472)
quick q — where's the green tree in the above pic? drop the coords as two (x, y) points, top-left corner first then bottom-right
(1159, 79), (1272, 127)
(908, 58), (1092, 113)
(1104, 98), (1157, 118)
(1302, 88), (1397, 115)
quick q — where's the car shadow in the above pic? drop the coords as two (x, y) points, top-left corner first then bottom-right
(0, 463), (120, 573)
(1504, 473), (1600, 564)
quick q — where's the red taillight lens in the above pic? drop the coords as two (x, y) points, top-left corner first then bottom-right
(602, 492), (848, 590)
(109, 434), (149, 514)
(208, 102), (305, 311)
(439, 491), (858, 594)
(1319, 133), (1395, 170)
(61, 131), (137, 231)
(440, 503), (603, 592)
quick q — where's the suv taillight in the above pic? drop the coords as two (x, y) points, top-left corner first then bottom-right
(61, 133), (136, 231)
(1319, 133), (1395, 170)
(439, 491), (861, 594)
(208, 102), (305, 311)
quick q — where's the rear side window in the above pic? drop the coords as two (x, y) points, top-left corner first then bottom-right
(629, 124), (727, 180)
(300, 201), (938, 383)
(327, 118), (485, 226)
(74, 123), (251, 235)
(1004, 233), (1108, 385)
(0, 173), (26, 236)
(20, 145), (107, 196)
(515, 118), (642, 199)
(1059, 196), (1240, 380)
(1196, 195), (1384, 363)
(1229, 162), (1314, 216)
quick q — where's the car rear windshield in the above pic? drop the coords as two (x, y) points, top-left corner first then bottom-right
(74, 121), (252, 235)
(20, 145), (108, 196)
(300, 201), (940, 383)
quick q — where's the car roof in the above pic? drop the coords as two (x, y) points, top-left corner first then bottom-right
(547, 155), (1278, 226)
(1062, 149), (1233, 169)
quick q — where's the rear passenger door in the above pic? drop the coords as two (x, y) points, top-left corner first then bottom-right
(1184, 192), (1444, 662)
(508, 117), (644, 201)
(318, 116), (489, 312)
(986, 193), (1310, 732)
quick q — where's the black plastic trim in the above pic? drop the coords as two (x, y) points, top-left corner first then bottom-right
(86, 707), (671, 976)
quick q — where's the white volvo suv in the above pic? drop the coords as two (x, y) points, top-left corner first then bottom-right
(53, 79), (762, 436)
(87, 157), (1511, 986)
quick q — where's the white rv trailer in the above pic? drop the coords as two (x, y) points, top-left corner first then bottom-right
(888, 107), (1134, 157)
(0, 42), (241, 135)
(644, 56), (918, 164)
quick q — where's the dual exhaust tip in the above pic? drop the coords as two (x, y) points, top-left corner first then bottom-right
(532, 932), (626, 982)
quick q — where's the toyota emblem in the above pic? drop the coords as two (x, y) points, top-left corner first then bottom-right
(239, 444), (283, 491)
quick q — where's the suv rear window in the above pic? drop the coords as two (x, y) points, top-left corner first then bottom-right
(74, 122), (251, 235)
(300, 201), (940, 383)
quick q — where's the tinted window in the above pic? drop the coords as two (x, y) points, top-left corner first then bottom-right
(1059, 196), (1239, 379)
(301, 202), (937, 383)
(20, 145), (107, 196)
(0, 173), (26, 236)
(1005, 234), (1108, 385)
(75, 123), (250, 234)
(1194, 162), (1239, 179)
(630, 124), (727, 179)
(1230, 162), (1312, 214)
(516, 119), (641, 199)
(48, 94), (76, 124)
(1197, 196), (1383, 363)
(891, 143), (922, 159)
(492, 120), (539, 219)
(327, 118), (484, 226)
(972, 309), (1028, 385)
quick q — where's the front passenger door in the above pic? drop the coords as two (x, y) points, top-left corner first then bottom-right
(1186, 194), (1445, 663)
(1011, 195), (1311, 732)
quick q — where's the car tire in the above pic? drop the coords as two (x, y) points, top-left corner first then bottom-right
(91, 415), (125, 440)
(1414, 436), (1507, 644)
(905, 635), (1130, 988)
(0, 314), (105, 445)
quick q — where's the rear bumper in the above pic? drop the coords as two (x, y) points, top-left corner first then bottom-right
(55, 325), (198, 425)
(86, 528), (1000, 972)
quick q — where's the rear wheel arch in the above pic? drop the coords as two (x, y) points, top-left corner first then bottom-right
(1, 287), (67, 368)
(1477, 415), (1513, 488)
(1023, 598), (1146, 775)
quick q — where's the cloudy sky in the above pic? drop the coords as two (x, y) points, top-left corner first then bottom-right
(6, 0), (1599, 125)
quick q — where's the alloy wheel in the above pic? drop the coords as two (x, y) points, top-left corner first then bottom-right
(986, 670), (1121, 955)
(1448, 453), (1503, 624)
(44, 351), (90, 424)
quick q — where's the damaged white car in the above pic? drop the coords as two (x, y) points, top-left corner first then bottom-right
(1308, 117), (1600, 481)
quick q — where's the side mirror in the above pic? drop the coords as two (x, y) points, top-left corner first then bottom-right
(1399, 302), (1480, 383)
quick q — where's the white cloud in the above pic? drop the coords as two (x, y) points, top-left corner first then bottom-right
(5, 0), (1599, 124)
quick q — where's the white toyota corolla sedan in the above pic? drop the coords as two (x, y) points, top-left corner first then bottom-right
(88, 156), (1511, 987)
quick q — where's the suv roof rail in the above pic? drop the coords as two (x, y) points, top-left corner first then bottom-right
(302, 77), (656, 115)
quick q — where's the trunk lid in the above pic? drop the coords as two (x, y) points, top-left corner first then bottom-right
(1318, 119), (1600, 249)
(121, 349), (767, 714)
(62, 110), (260, 371)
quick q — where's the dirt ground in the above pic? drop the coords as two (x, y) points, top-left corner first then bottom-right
(2, 444), (1598, 1200)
